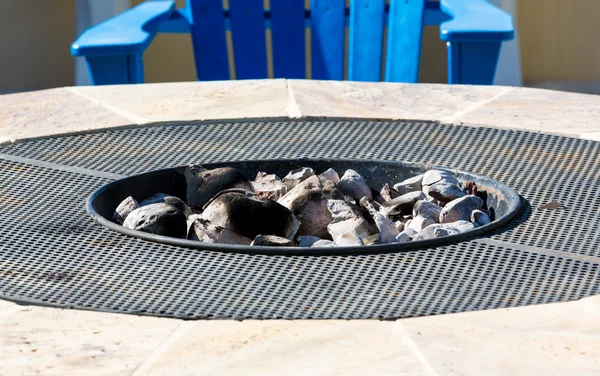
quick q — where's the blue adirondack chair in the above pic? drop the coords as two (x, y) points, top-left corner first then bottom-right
(71, 0), (513, 86)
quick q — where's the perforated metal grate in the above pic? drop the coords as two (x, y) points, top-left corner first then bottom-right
(1, 118), (599, 319)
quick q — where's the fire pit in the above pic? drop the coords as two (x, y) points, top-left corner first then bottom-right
(88, 159), (520, 255)
(1, 118), (599, 320)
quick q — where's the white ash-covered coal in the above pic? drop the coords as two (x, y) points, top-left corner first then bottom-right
(113, 165), (493, 248)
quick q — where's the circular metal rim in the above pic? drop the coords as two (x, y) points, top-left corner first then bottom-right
(86, 158), (521, 256)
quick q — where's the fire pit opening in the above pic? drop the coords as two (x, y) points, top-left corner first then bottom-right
(87, 159), (520, 255)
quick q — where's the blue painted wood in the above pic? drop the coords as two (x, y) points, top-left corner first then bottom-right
(448, 41), (501, 84)
(86, 54), (144, 85)
(72, 0), (513, 85)
(349, 0), (385, 82)
(71, 1), (175, 56)
(229, 0), (268, 79)
(310, 0), (345, 80)
(440, 0), (513, 42)
(385, 0), (425, 83)
(271, 0), (306, 78)
(188, 0), (230, 80)
(157, 8), (191, 33)
(424, 1), (451, 26)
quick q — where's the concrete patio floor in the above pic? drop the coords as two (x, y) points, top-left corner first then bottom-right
(1, 79), (600, 375)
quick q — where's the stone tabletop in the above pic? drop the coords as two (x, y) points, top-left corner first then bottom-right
(1, 79), (600, 375)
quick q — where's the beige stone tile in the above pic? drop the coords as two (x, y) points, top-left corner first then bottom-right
(135, 320), (428, 376)
(0, 88), (132, 142)
(456, 87), (600, 136)
(400, 298), (600, 375)
(0, 298), (17, 312)
(71, 80), (290, 122)
(289, 80), (513, 121)
(578, 131), (600, 142)
(0, 305), (180, 376)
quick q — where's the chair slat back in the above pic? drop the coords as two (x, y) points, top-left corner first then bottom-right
(349, 0), (386, 81)
(188, 0), (230, 80)
(310, 0), (346, 80)
(187, 0), (427, 82)
(271, 0), (307, 78)
(229, 0), (268, 79)
(385, 0), (425, 82)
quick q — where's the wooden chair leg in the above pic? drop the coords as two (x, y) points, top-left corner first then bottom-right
(447, 41), (501, 85)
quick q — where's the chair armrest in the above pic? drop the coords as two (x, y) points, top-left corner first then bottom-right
(439, 0), (514, 42)
(71, 0), (176, 57)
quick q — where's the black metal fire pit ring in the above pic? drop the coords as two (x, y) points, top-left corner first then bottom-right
(87, 158), (521, 255)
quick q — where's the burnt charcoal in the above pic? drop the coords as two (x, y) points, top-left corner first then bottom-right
(139, 194), (192, 216)
(395, 231), (411, 243)
(393, 174), (423, 194)
(188, 217), (252, 245)
(123, 203), (186, 237)
(433, 227), (460, 238)
(344, 195), (356, 204)
(359, 196), (381, 215)
(395, 221), (405, 233)
(278, 175), (332, 239)
(412, 200), (442, 222)
(202, 188), (255, 210)
(319, 168), (340, 183)
(326, 199), (375, 240)
(163, 196), (193, 216)
(379, 191), (426, 217)
(439, 195), (484, 223)
(447, 220), (478, 232)
(407, 215), (436, 232)
(372, 212), (399, 244)
(252, 172), (287, 200)
(400, 228), (418, 239)
(416, 224), (444, 240)
(337, 169), (373, 200)
(359, 197), (397, 243)
(185, 165), (254, 209)
(424, 182), (465, 202)
(282, 167), (315, 190)
(416, 220), (476, 240)
(202, 191), (298, 240)
(422, 170), (454, 186)
(251, 235), (297, 247)
(379, 183), (401, 202)
(113, 196), (139, 224)
(471, 209), (491, 226)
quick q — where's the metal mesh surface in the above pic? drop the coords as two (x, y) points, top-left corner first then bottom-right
(1, 118), (599, 319)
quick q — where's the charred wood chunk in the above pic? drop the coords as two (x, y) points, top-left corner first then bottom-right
(282, 167), (316, 190)
(393, 174), (423, 194)
(252, 172), (287, 200)
(202, 191), (298, 240)
(412, 200), (442, 222)
(185, 165), (254, 209)
(278, 175), (335, 239)
(188, 217), (252, 245)
(123, 203), (186, 238)
(336, 169), (372, 200)
(379, 191), (426, 217)
(439, 195), (484, 223)
(251, 235), (297, 247)
(113, 196), (139, 225)
(319, 168), (340, 183)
